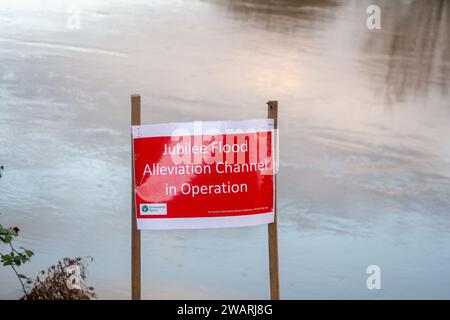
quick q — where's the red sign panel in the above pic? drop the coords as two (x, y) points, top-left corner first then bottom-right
(132, 119), (275, 229)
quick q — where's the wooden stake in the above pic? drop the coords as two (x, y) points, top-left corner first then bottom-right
(267, 100), (280, 300)
(131, 94), (141, 300)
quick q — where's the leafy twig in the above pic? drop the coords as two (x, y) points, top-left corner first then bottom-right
(0, 224), (34, 298)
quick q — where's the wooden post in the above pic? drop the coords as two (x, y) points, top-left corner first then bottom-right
(267, 100), (280, 300)
(131, 94), (141, 300)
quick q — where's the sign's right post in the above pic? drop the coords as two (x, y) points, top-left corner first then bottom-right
(267, 100), (280, 300)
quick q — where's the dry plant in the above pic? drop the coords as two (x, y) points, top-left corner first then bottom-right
(25, 256), (96, 300)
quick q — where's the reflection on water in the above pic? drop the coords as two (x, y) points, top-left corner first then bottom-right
(361, 0), (450, 104)
(216, 0), (341, 33)
(1, 0), (450, 299)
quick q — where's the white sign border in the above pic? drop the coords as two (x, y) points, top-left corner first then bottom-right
(132, 118), (274, 138)
(137, 212), (274, 230)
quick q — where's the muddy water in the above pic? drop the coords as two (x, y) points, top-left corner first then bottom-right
(1, 0), (450, 299)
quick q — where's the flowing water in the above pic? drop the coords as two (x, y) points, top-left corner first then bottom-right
(1, 0), (450, 299)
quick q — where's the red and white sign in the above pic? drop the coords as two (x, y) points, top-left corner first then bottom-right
(132, 119), (275, 230)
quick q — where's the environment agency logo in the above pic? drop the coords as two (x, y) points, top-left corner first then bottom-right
(140, 203), (167, 215)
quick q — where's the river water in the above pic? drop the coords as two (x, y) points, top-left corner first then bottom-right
(1, 0), (450, 299)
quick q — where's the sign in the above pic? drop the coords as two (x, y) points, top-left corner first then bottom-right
(132, 119), (275, 230)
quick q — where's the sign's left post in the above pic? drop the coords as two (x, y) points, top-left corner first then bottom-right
(131, 94), (141, 300)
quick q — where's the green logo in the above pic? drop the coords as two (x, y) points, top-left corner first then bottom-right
(141, 205), (149, 213)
